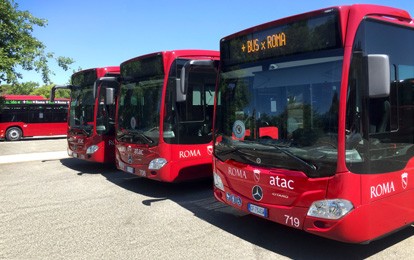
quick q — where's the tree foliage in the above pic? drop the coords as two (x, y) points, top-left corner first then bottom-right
(2, 81), (38, 95)
(0, 0), (74, 85)
(0, 82), (70, 99)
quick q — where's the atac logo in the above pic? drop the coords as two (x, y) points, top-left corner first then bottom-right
(401, 172), (408, 190)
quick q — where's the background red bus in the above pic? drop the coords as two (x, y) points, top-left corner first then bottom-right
(51, 67), (120, 163)
(115, 50), (219, 182)
(213, 5), (414, 243)
(0, 95), (69, 141)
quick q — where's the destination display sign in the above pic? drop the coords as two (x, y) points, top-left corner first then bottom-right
(5, 100), (68, 105)
(221, 10), (341, 68)
(121, 54), (164, 81)
(72, 69), (98, 87)
(241, 32), (286, 54)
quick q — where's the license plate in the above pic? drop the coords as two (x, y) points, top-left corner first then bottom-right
(248, 203), (268, 218)
(119, 161), (125, 168)
(126, 166), (135, 174)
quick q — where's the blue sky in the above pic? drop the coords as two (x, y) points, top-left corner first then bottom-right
(16, 0), (414, 85)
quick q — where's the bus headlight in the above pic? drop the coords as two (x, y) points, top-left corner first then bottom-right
(214, 172), (224, 191)
(86, 145), (99, 154)
(307, 199), (354, 220)
(148, 158), (167, 170)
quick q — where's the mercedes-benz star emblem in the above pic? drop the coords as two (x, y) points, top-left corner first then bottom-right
(252, 185), (263, 201)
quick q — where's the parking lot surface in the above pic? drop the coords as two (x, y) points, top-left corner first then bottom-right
(1, 138), (414, 259)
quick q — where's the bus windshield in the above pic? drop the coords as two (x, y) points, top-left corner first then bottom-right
(68, 69), (99, 136)
(117, 55), (164, 145)
(69, 85), (94, 136)
(215, 11), (344, 177)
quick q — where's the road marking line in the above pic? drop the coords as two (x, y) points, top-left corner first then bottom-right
(0, 151), (69, 164)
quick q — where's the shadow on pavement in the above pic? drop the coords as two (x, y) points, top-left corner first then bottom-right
(60, 158), (414, 259)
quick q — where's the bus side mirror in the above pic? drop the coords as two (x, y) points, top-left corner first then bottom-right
(50, 87), (56, 102)
(95, 76), (119, 102)
(105, 88), (115, 105)
(93, 81), (98, 100)
(177, 60), (218, 102)
(367, 54), (390, 98)
(176, 78), (184, 102)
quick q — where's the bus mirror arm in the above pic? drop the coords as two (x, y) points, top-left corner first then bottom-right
(50, 84), (73, 102)
(367, 54), (390, 98)
(94, 76), (119, 100)
(177, 60), (217, 102)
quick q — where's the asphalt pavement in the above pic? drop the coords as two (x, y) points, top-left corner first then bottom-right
(1, 138), (414, 259)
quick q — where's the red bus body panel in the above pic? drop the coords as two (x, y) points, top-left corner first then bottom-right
(0, 95), (69, 139)
(214, 5), (414, 243)
(66, 66), (120, 163)
(116, 50), (219, 182)
(0, 121), (68, 138)
(67, 134), (115, 163)
(116, 142), (213, 182)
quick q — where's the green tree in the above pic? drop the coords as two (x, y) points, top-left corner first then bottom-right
(31, 83), (70, 99)
(0, 0), (74, 85)
(31, 83), (53, 97)
(1, 81), (39, 95)
(0, 82), (70, 99)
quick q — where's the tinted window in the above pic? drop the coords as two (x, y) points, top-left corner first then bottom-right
(346, 19), (414, 174)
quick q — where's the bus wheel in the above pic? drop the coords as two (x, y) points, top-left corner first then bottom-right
(6, 127), (22, 141)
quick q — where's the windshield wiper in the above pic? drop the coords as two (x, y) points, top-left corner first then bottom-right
(118, 129), (154, 144)
(117, 131), (133, 141)
(214, 136), (249, 156)
(71, 125), (91, 136)
(215, 144), (238, 156)
(134, 131), (154, 144)
(267, 143), (317, 171)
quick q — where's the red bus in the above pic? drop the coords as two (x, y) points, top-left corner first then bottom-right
(51, 67), (120, 163)
(213, 5), (414, 243)
(0, 95), (68, 141)
(115, 50), (219, 182)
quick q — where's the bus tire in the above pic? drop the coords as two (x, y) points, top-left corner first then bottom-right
(6, 127), (22, 141)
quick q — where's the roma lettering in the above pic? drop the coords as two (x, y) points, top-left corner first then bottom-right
(179, 149), (201, 159)
(269, 176), (294, 190)
(370, 181), (395, 198)
(267, 32), (286, 49)
(227, 167), (247, 179)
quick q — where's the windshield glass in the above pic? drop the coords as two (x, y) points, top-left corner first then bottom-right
(345, 19), (414, 174)
(215, 54), (343, 177)
(69, 85), (94, 136)
(164, 59), (217, 145)
(215, 10), (343, 177)
(117, 55), (164, 145)
(68, 69), (98, 136)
